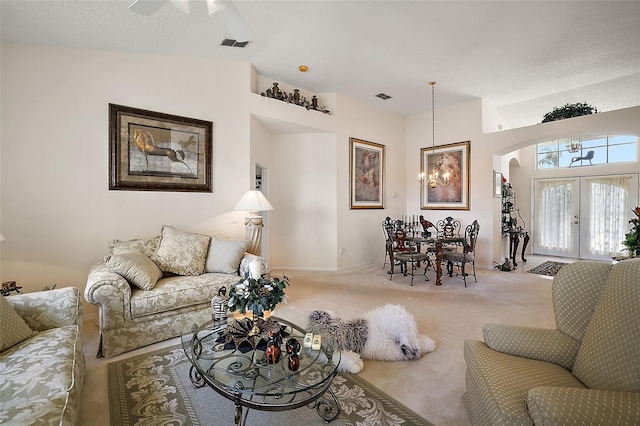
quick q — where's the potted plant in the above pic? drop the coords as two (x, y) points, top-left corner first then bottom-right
(227, 275), (289, 318)
(622, 207), (640, 257)
(541, 102), (598, 123)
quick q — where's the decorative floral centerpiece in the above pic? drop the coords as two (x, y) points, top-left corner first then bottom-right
(622, 207), (640, 257)
(227, 274), (289, 318)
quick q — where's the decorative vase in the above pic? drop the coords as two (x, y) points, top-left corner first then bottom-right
(287, 354), (300, 371)
(265, 332), (282, 364)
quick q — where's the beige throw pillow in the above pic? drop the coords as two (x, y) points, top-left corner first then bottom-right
(105, 251), (163, 290)
(153, 226), (211, 276)
(109, 235), (161, 259)
(0, 295), (35, 351)
(205, 237), (249, 274)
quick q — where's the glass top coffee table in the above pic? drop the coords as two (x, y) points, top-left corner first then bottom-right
(181, 316), (341, 426)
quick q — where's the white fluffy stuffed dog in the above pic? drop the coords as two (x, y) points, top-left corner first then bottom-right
(307, 304), (436, 374)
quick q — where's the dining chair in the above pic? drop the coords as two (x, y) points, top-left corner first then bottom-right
(442, 219), (480, 287)
(382, 217), (395, 268)
(436, 216), (461, 239)
(386, 233), (430, 286)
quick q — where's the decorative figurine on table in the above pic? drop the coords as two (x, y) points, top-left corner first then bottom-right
(211, 286), (227, 321)
(265, 331), (282, 364)
(1, 281), (22, 296)
(286, 338), (301, 371)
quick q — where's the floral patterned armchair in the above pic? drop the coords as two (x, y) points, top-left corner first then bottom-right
(0, 287), (85, 425)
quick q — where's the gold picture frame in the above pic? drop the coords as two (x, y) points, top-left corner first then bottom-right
(350, 137), (385, 209)
(109, 104), (213, 192)
(420, 141), (470, 210)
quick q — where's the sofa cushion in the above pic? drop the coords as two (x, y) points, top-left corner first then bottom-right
(105, 251), (163, 290)
(205, 237), (249, 274)
(109, 235), (161, 259)
(129, 273), (239, 318)
(152, 226), (211, 276)
(0, 295), (34, 351)
(0, 325), (80, 413)
(572, 259), (640, 391)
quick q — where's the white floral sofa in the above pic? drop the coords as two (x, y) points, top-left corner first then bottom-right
(85, 225), (263, 357)
(0, 287), (85, 425)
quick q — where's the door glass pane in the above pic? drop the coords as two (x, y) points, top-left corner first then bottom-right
(587, 179), (628, 256)
(535, 180), (574, 253)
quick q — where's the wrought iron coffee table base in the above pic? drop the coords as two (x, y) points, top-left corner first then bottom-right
(184, 317), (341, 425)
(188, 364), (340, 425)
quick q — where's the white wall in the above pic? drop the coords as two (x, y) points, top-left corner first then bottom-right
(270, 133), (338, 270)
(0, 43), (254, 312)
(334, 94), (407, 270)
(407, 99), (497, 268)
(1, 42), (638, 313)
(0, 42), (408, 318)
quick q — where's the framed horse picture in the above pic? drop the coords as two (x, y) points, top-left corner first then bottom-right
(109, 104), (213, 192)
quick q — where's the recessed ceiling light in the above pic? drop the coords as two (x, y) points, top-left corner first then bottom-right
(376, 93), (392, 100)
(299, 65), (309, 72)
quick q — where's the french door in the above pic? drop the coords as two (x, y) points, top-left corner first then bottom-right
(533, 174), (639, 261)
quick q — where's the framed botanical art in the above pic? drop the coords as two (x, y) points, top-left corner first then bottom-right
(350, 137), (385, 209)
(493, 170), (503, 197)
(420, 141), (470, 210)
(109, 104), (213, 192)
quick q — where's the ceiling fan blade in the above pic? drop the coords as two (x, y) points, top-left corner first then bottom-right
(206, 0), (225, 15)
(128, 0), (168, 16)
(218, 0), (253, 42)
(169, 0), (190, 14)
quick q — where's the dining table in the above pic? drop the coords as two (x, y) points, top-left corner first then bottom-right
(408, 235), (466, 285)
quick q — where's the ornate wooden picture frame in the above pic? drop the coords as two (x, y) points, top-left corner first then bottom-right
(109, 104), (213, 192)
(350, 137), (385, 209)
(420, 141), (470, 210)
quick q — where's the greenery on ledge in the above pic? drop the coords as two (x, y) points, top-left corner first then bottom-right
(542, 102), (598, 123)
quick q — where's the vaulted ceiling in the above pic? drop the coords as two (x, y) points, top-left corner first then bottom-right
(2, 0), (639, 128)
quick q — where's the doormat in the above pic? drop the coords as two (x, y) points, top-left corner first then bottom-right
(527, 261), (568, 277)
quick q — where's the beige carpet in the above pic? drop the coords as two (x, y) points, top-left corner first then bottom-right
(80, 256), (561, 426)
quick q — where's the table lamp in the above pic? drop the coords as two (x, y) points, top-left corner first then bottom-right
(233, 190), (274, 255)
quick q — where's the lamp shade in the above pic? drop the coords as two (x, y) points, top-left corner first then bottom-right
(0, 233), (4, 242)
(233, 190), (274, 213)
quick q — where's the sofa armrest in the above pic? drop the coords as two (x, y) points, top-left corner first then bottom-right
(7, 287), (82, 332)
(527, 386), (640, 425)
(84, 262), (132, 330)
(483, 324), (580, 369)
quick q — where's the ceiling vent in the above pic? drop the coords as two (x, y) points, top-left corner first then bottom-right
(220, 38), (249, 48)
(376, 93), (392, 100)
(221, 39), (249, 48)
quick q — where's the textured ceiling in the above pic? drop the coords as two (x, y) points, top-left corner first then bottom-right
(2, 0), (639, 128)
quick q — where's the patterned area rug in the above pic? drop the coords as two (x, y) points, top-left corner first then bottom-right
(527, 261), (568, 277)
(108, 343), (432, 426)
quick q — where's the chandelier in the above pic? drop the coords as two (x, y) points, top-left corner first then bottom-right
(421, 82), (450, 188)
(566, 137), (582, 153)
